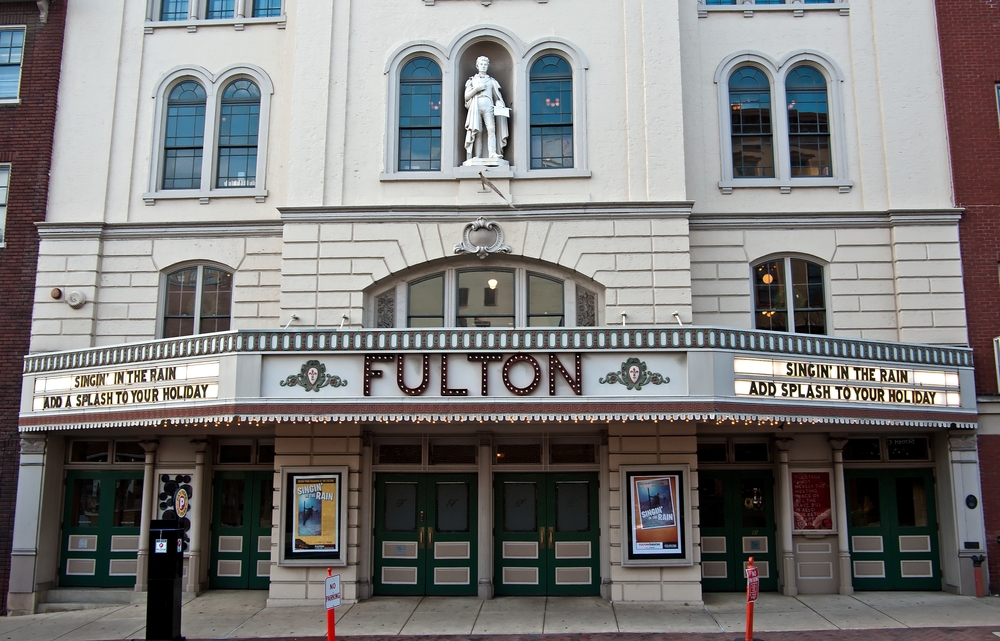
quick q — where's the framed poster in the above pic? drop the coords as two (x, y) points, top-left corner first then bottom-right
(790, 469), (835, 533)
(620, 465), (692, 566)
(279, 467), (349, 566)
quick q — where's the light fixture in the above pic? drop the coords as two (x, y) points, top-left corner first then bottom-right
(762, 273), (774, 284)
(487, 278), (498, 290)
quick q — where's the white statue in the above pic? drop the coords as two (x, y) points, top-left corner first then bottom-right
(464, 56), (509, 165)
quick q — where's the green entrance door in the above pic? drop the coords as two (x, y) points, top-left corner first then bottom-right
(846, 468), (939, 590)
(698, 469), (778, 592)
(210, 470), (274, 589)
(493, 473), (600, 596)
(374, 473), (478, 596)
(61, 470), (144, 587)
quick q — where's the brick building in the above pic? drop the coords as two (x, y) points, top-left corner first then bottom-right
(0, 0), (64, 612)
(936, 0), (1000, 593)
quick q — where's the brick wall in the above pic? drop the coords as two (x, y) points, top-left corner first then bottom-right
(0, 0), (66, 612)
(936, 0), (1000, 592)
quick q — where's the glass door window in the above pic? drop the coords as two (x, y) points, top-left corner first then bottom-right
(374, 474), (478, 596)
(493, 473), (599, 596)
(698, 470), (777, 592)
(61, 470), (143, 587)
(210, 470), (274, 589)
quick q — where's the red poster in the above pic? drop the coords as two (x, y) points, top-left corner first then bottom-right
(791, 471), (832, 530)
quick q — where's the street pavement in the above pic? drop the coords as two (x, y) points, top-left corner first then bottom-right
(4, 590), (1000, 640)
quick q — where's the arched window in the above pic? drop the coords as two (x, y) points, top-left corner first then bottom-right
(162, 265), (233, 338)
(529, 55), (573, 169)
(729, 67), (774, 178)
(217, 79), (261, 188)
(398, 58), (442, 171)
(162, 81), (207, 190)
(785, 66), (831, 177)
(752, 258), (826, 334)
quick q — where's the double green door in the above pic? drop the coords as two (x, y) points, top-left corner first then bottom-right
(374, 473), (478, 595)
(846, 468), (939, 590)
(493, 473), (600, 596)
(210, 470), (274, 589)
(698, 469), (777, 592)
(61, 470), (143, 587)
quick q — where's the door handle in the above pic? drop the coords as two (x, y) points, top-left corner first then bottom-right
(428, 527), (434, 549)
(539, 527), (546, 549)
(419, 527), (424, 549)
(549, 526), (554, 550)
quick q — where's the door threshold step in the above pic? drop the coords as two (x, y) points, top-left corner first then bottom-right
(37, 602), (133, 613)
(43, 587), (136, 604)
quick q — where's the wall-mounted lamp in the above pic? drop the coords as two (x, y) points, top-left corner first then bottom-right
(487, 278), (498, 290)
(673, 312), (684, 326)
(282, 314), (299, 330)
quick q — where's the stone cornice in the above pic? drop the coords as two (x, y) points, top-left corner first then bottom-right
(690, 208), (963, 230)
(35, 220), (283, 240)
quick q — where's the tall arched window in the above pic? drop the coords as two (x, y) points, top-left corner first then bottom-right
(398, 58), (442, 171)
(162, 265), (233, 338)
(163, 81), (207, 190)
(529, 55), (574, 169)
(786, 66), (831, 177)
(217, 79), (261, 188)
(729, 67), (773, 178)
(752, 258), (826, 334)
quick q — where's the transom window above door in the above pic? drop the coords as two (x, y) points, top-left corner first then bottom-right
(369, 266), (600, 329)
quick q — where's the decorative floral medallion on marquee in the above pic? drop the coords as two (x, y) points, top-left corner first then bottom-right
(600, 357), (669, 391)
(279, 360), (348, 392)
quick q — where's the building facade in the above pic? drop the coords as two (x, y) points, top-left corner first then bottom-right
(7, 0), (987, 614)
(0, 0), (65, 613)
(935, 0), (1000, 595)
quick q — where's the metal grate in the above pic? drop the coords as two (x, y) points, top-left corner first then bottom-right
(550, 443), (595, 464)
(378, 444), (422, 465)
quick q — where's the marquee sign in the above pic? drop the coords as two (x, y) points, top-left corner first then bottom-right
(734, 357), (961, 407)
(31, 361), (220, 411)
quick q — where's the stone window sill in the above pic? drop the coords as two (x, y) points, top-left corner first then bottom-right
(142, 188), (268, 205)
(699, 3), (849, 18)
(380, 168), (591, 182)
(719, 178), (853, 194)
(144, 16), (285, 33)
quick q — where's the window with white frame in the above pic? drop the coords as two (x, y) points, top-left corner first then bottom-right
(751, 257), (826, 334)
(716, 53), (850, 192)
(152, 0), (282, 22)
(369, 265), (600, 328)
(529, 55), (574, 169)
(0, 28), (25, 102)
(0, 165), (8, 245)
(398, 57), (443, 171)
(161, 264), (233, 338)
(145, 66), (272, 204)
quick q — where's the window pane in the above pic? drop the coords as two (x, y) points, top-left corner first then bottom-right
(163, 82), (206, 190)
(528, 273), (564, 327)
(206, 0), (235, 19)
(753, 260), (787, 331)
(741, 478), (767, 528)
(408, 274), (444, 327)
(112, 479), (143, 527)
(843, 438), (881, 461)
(849, 477), (881, 527)
(115, 441), (145, 463)
(556, 482), (589, 532)
(164, 267), (198, 338)
(399, 59), (442, 172)
(220, 479), (245, 527)
(729, 67), (774, 177)
(790, 259), (825, 334)
(886, 437), (929, 461)
(217, 80), (260, 188)
(0, 30), (24, 100)
(895, 477), (928, 527)
(697, 442), (728, 463)
(503, 482), (537, 532)
(199, 267), (233, 333)
(384, 483), (418, 531)
(734, 442), (769, 462)
(71, 479), (101, 527)
(161, 0), (189, 21)
(699, 477), (726, 528)
(70, 441), (109, 463)
(457, 270), (514, 328)
(219, 443), (252, 464)
(530, 56), (573, 169)
(252, 0), (282, 17)
(787, 66), (831, 177)
(436, 482), (469, 532)
(259, 477), (274, 528)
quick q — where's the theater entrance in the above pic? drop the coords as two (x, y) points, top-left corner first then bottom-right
(845, 468), (939, 590)
(209, 470), (274, 589)
(374, 473), (478, 596)
(698, 469), (778, 592)
(493, 473), (600, 596)
(60, 470), (143, 587)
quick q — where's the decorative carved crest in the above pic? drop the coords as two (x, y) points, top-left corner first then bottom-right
(20, 437), (46, 454)
(454, 217), (512, 259)
(599, 357), (669, 391)
(280, 359), (348, 392)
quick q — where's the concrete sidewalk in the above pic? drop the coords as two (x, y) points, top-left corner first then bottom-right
(5, 590), (1000, 640)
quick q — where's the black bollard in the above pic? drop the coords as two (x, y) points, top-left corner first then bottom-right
(146, 519), (185, 641)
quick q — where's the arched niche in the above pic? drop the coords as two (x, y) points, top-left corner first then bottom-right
(456, 42), (516, 166)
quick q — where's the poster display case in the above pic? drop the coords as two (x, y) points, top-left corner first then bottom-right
(279, 466), (349, 566)
(790, 469), (835, 533)
(620, 465), (693, 566)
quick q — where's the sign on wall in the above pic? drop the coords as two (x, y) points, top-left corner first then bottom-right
(734, 358), (961, 407)
(31, 361), (220, 411)
(281, 467), (348, 566)
(790, 470), (834, 532)
(620, 466), (692, 566)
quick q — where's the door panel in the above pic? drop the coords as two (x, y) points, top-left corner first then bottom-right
(374, 474), (477, 596)
(846, 468), (938, 590)
(61, 470), (143, 587)
(494, 473), (600, 596)
(210, 470), (273, 589)
(699, 470), (777, 592)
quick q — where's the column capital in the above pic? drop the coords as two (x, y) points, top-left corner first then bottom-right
(190, 439), (210, 453)
(774, 437), (794, 452)
(19, 437), (46, 455)
(138, 439), (160, 453)
(478, 431), (492, 447)
(362, 430), (373, 447)
(600, 429), (609, 445)
(829, 438), (849, 451)
(949, 434), (977, 452)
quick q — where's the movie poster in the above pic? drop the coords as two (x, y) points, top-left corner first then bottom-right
(629, 473), (682, 556)
(292, 474), (339, 553)
(791, 471), (833, 531)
